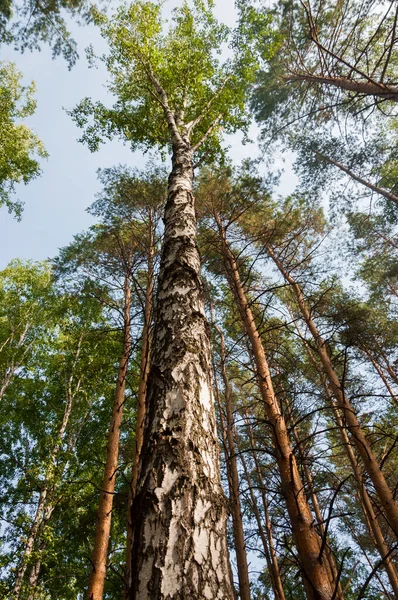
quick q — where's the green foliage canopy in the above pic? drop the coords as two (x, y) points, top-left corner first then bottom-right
(71, 0), (275, 162)
(0, 61), (47, 218)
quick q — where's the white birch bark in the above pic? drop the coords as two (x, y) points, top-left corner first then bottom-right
(129, 142), (234, 599)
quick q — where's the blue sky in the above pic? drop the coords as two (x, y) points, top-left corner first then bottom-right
(0, 0), (297, 269)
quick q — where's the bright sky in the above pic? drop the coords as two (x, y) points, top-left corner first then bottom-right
(0, 0), (297, 269)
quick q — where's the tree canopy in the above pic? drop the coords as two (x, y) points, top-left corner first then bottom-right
(1, 1), (398, 599)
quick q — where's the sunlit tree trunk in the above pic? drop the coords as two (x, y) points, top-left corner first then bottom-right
(291, 316), (398, 596)
(279, 384), (343, 598)
(128, 142), (234, 599)
(265, 243), (398, 539)
(87, 273), (131, 600)
(215, 212), (336, 600)
(288, 74), (398, 103)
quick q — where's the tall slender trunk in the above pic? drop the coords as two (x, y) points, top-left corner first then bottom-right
(239, 416), (287, 600)
(211, 314), (251, 600)
(26, 561), (41, 600)
(292, 319), (398, 597)
(215, 213), (336, 600)
(25, 501), (56, 600)
(12, 338), (82, 599)
(128, 143), (234, 599)
(124, 215), (155, 598)
(343, 517), (395, 598)
(265, 243), (398, 539)
(279, 385), (343, 597)
(87, 273), (131, 600)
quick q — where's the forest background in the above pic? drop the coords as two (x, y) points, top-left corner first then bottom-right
(1, 0), (398, 599)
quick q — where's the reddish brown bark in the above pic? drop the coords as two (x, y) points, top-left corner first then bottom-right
(293, 323), (398, 597)
(279, 386), (343, 597)
(87, 273), (131, 600)
(265, 243), (398, 540)
(215, 212), (336, 600)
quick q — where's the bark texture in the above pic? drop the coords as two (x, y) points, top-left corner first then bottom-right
(87, 274), (131, 600)
(216, 214), (336, 600)
(265, 243), (398, 539)
(129, 144), (234, 599)
(280, 387), (343, 598)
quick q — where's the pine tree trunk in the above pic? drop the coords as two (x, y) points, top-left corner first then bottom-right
(292, 318), (398, 597)
(215, 213), (336, 600)
(239, 416), (286, 600)
(279, 384), (343, 598)
(378, 350), (398, 387)
(124, 217), (155, 598)
(87, 274), (131, 600)
(128, 143), (234, 599)
(288, 74), (398, 103)
(212, 316), (251, 600)
(265, 243), (398, 539)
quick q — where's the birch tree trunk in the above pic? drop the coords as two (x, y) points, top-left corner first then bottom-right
(215, 213), (336, 600)
(12, 488), (48, 600)
(0, 323), (32, 402)
(265, 243), (398, 539)
(87, 273), (131, 600)
(128, 142), (234, 599)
